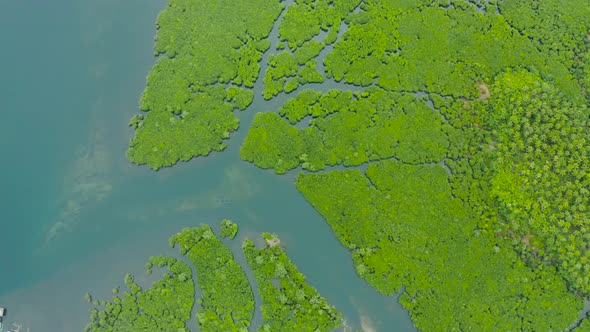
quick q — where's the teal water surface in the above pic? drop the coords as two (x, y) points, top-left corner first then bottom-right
(0, 0), (415, 331)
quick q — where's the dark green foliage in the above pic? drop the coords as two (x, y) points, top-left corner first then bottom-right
(84, 256), (194, 332)
(220, 219), (239, 239)
(296, 161), (583, 330)
(171, 225), (255, 331)
(243, 234), (342, 332)
(128, 114), (144, 129)
(126, 0), (284, 169)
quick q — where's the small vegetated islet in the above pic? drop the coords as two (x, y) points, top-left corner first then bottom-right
(86, 224), (342, 332)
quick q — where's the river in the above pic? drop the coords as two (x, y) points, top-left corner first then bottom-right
(0, 0), (415, 331)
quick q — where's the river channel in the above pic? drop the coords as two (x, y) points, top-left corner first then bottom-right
(0, 0), (416, 331)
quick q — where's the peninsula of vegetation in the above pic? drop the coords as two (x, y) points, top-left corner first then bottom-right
(243, 233), (342, 331)
(85, 256), (194, 331)
(85, 221), (342, 332)
(110, 0), (590, 330)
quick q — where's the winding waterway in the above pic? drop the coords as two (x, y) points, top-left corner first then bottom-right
(0, 0), (416, 331)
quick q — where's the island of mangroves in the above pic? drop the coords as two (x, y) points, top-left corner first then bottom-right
(86, 0), (590, 331)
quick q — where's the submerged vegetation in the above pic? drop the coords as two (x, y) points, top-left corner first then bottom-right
(122, 0), (590, 330)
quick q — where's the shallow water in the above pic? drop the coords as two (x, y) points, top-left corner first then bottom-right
(0, 0), (415, 331)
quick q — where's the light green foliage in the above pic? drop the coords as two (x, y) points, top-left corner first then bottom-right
(85, 222), (341, 332)
(322, 19), (342, 46)
(296, 161), (583, 331)
(279, 2), (321, 49)
(240, 112), (303, 174)
(279, 89), (322, 124)
(474, 71), (590, 295)
(262, 0), (360, 98)
(297, 60), (324, 84)
(220, 219), (239, 239)
(578, 314), (590, 331)
(284, 77), (301, 94)
(127, 0), (284, 169)
(125, 0), (590, 328)
(498, 0), (590, 101)
(294, 40), (325, 65)
(325, 0), (587, 98)
(84, 256), (194, 332)
(278, 0), (360, 50)
(170, 225), (254, 332)
(227, 86), (255, 111)
(243, 234), (342, 331)
(129, 86), (240, 169)
(263, 52), (299, 99)
(243, 88), (448, 173)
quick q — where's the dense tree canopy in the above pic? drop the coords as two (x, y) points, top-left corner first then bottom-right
(476, 71), (590, 295)
(296, 161), (583, 331)
(261, 0), (363, 98)
(127, 0), (284, 169)
(241, 88), (449, 173)
(240, 1), (590, 329)
(123, 0), (590, 330)
(170, 225), (255, 331)
(243, 233), (342, 332)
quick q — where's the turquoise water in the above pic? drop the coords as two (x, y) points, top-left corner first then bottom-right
(0, 0), (415, 331)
